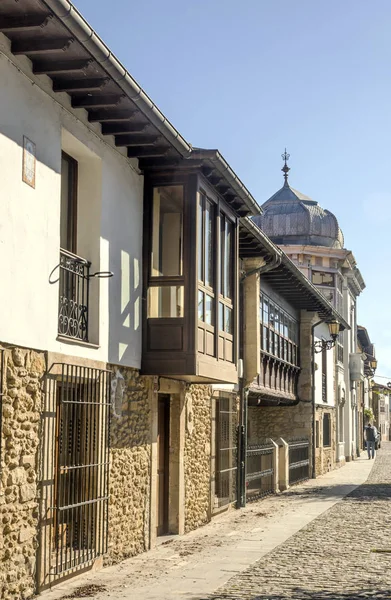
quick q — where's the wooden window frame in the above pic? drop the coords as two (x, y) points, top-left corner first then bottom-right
(197, 188), (237, 363)
(61, 151), (78, 254)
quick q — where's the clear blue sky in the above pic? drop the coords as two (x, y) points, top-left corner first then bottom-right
(76, 0), (391, 379)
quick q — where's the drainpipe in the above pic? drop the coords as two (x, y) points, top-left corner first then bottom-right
(311, 318), (325, 479)
(237, 254), (282, 508)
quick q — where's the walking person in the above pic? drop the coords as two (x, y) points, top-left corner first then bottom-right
(364, 422), (378, 459)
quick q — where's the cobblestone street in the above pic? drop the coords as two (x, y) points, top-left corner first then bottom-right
(41, 444), (391, 600)
(205, 442), (391, 600)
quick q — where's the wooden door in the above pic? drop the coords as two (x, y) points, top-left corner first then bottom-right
(157, 395), (170, 536)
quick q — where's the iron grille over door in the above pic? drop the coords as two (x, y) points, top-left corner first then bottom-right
(53, 364), (111, 575)
(215, 394), (237, 508)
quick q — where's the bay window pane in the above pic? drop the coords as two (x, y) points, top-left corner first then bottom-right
(219, 302), (224, 331)
(225, 306), (233, 334)
(198, 194), (203, 282)
(263, 299), (269, 324)
(205, 294), (214, 325)
(263, 326), (268, 351)
(148, 286), (184, 318)
(198, 290), (204, 321)
(205, 200), (214, 288)
(151, 186), (183, 277)
(225, 220), (233, 298)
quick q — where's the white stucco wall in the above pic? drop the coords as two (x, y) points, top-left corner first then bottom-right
(314, 321), (335, 406)
(0, 41), (143, 368)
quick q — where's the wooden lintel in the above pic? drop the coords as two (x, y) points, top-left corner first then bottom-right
(0, 14), (52, 31)
(53, 78), (109, 93)
(12, 37), (74, 55)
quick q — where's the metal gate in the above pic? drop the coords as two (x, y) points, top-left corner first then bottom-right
(246, 443), (274, 501)
(215, 395), (238, 508)
(288, 438), (310, 485)
(52, 364), (111, 575)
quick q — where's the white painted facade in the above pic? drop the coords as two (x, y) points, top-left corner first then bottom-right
(280, 244), (365, 465)
(0, 38), (143, 368)
(313, 321), (335, 406)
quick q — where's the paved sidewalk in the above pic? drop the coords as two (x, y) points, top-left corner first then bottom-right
(42, 452), (374, 600)
(205, 442), (391, 600)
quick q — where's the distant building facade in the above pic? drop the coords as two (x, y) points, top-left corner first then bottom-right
(253, 152), (366, 468)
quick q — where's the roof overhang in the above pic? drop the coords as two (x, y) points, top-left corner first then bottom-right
(239, 218), (350, 329)
(0, 0), (261, 219)
(138, 150), (262, 218)
(0, 0), (190, 161)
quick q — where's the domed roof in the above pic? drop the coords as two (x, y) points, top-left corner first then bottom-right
(253, 152), (344, 249)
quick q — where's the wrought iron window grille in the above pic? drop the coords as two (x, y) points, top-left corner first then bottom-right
(46, 363), (112, 576)
(52, 249), (113, 343)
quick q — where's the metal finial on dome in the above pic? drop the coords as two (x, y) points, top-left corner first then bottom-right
(281, 148), (290, 185)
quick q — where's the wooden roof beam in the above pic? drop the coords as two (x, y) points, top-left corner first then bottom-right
(102, 122), (149, 136)
(115, 135), (161, 147)
(33, 59), (92, 75)
(12, 37), (74, 55)
(0, 14), (52, 32)
(72, 94), (124, 109)
(53, 78), (110, 93)
(127, 146), (170, 158)
(88, 109), (136, 123)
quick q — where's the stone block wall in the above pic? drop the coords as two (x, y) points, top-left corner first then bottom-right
(184, 385), (211, 533)
(0, 345), (46, 600)
(248, 401), (312, 445)
(106, 366), (151, 564)
(315, 406), (336, 476)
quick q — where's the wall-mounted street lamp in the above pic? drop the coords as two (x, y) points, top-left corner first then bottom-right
(313, 320), (340, 354)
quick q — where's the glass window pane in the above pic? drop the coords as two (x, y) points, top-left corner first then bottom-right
(274, 309), (280, 333)
(220, 214), (225, 296)
(198, 194), (203, 282)
(148, 286), (184, 318)
(205, 294), (214, 326)
(151, 186), (183, 277)
(263, 300), (269, 324)
(269, 330), (274, 354)
(269, 303), (275, 328)
(198, 290), (204, 322)
(225, 306), (233, 334)
(263, 326), (268, 351)
(225, 220), (233, 299)
(219, 302), (224, 331)
(284, 315), (288, 337)
(60, 153), (77, 253)
(205, 200), (214, 288)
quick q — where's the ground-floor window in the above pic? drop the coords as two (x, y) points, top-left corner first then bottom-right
(50, 364), (111, 576)
(323, 413), (331, 447)
(214, 394), (238, 509)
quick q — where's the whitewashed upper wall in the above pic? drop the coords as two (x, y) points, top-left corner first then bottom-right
(0, 41), (143, 368)
(314, 321), (335, 406)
